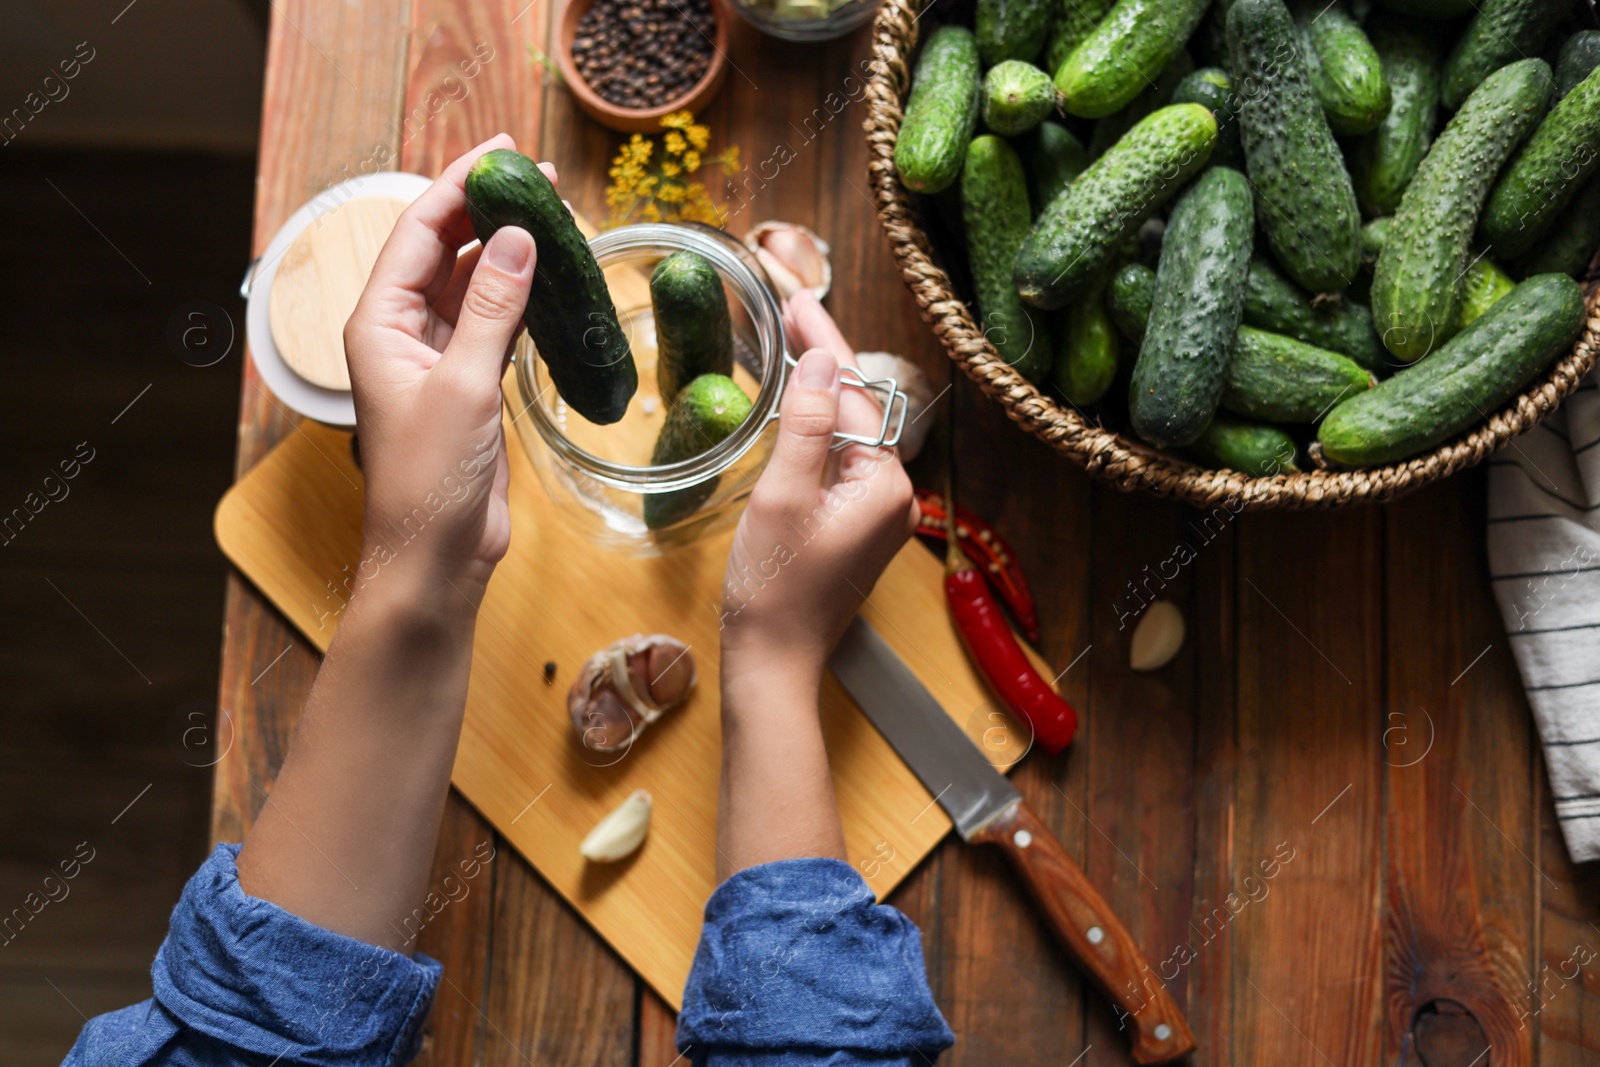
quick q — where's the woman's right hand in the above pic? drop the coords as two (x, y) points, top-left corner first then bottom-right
(719, 291), (920, 680)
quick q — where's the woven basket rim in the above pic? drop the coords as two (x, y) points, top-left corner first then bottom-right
(861, 0), (1600, 511)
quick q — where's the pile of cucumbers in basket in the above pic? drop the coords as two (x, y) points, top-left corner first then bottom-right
(893, 0), (1600, 474)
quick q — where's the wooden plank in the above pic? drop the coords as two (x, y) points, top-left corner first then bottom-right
(1383, 478), (1536, 1065)
(1536, 773), (1600, 1064)
(212, 0), (412, 845)
(1232, 508), (1385, 1065)
(1187, 498), (1239, 1065)
(1080, 489), (1201, 1062)
(483, 857), (635, 1067)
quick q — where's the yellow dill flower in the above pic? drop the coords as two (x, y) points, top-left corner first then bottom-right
(602, 112), (737, 228)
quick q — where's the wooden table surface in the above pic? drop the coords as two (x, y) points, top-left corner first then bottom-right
(216, 3), (1600, 1063)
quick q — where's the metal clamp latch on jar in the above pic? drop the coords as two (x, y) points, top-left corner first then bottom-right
(769, 351), (910, 452)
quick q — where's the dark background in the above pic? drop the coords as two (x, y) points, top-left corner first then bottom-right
(0, 3), (266, 1061)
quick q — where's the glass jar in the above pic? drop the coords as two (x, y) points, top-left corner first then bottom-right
(722, 0), (881, 42)
(506, 222), (907, 556)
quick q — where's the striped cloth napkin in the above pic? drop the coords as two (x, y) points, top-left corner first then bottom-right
(1488, 370), (1600, 862)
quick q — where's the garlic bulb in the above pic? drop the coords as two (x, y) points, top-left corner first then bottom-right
(580, 789), (653, 862)
(568, 634), (696, 753)
(1130, 601), (1185, 671)
(745, 221), (831, 301)
(854, 352), (935, 461)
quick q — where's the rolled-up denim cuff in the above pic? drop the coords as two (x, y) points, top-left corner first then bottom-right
(678, 858), (954, 1059)
(150, 843), (441, 1067)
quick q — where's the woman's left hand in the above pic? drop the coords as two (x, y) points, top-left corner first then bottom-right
(343, 133), (556, 605)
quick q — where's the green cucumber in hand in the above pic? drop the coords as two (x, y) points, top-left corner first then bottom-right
(465, 149), (637, 425)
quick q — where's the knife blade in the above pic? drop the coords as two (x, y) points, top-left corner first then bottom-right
(829, 615), (1197, 1065)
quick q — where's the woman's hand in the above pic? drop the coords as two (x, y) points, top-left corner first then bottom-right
(343, 133), (556, 607)
(713, 292), (920, 876)
(721, 290), (921, 681)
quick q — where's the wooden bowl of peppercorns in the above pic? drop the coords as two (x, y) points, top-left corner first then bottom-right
(559, 0), (729, 133)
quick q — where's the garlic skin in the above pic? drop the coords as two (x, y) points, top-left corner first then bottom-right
(580, 789), (653, 862)
(744, 221), (831, 301)
(1130, 601), (1185, 671)
(568, 634), (696, 752)
(854, 352), (935, 461)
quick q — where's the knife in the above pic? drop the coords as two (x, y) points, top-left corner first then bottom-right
(829, 615), (1196, 1064)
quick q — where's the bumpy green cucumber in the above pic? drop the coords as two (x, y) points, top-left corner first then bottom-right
(644, 374), (754, 529)
(984, 61), (1058, 136)
(1370, 58), (1550, 363)
(1457, 257), (1515, 326)
(1052, 289), (1121, 404)
(1108, 261), (1157, 342)
(1054, 0), (1211, 118)
(1087, 50), (1194, 158)
(1130, 167), (1255, 448)
(1510, 174), (1600, 278)
(1349, 15), (1441, 218)
(1015, 104), (1216, 309)
(1242, 256), (1387, 372)
(977, 0), (1054, 66)
(1228, 0), (1362, 292)
(650, 251), (733, 403)
(1223, 326), (1376, 422)
(1555, 32), (1600, 100)
(1193, 416), (1302, 474)
(1440, 0), (1567, 110)
(1045, 0), (1114, 77)
(1022, 121), (1090, 215)
(1298, 2), (1391, 136)
(465, 149), (637, 425)
(1171, 67), (1244, 169)
(1318, 273), (1586, 465)
(963, 136), (1052, 381)
(894, 27), (981, 194)
(1479, 66), (1600, 259)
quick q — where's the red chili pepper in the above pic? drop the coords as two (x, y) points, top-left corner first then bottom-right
(945, 567), (1078, 755)
(914, 487), (1040, 642)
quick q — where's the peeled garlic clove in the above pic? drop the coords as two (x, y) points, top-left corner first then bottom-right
(745, 221), (831, 301)
(580, 789), (653, 862)
(568, 634), (696, 753)
(1130, 601), (1185, 671)
(854, 352), (935, 461)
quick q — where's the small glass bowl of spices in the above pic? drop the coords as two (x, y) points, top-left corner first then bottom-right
(722, 0), (878, 43)
(558, 0), (729, 133)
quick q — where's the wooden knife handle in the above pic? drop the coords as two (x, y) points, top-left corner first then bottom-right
(970, 801), (1196, 1063)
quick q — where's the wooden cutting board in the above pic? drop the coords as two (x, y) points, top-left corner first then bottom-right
(213, 412), (1035, 1007)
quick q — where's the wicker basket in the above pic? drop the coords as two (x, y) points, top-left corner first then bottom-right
(862, 0), (1600, 510)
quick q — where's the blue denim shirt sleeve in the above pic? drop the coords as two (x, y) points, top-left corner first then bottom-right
(62, 843), (440, 1067)
(677, 858), (954, 1066)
